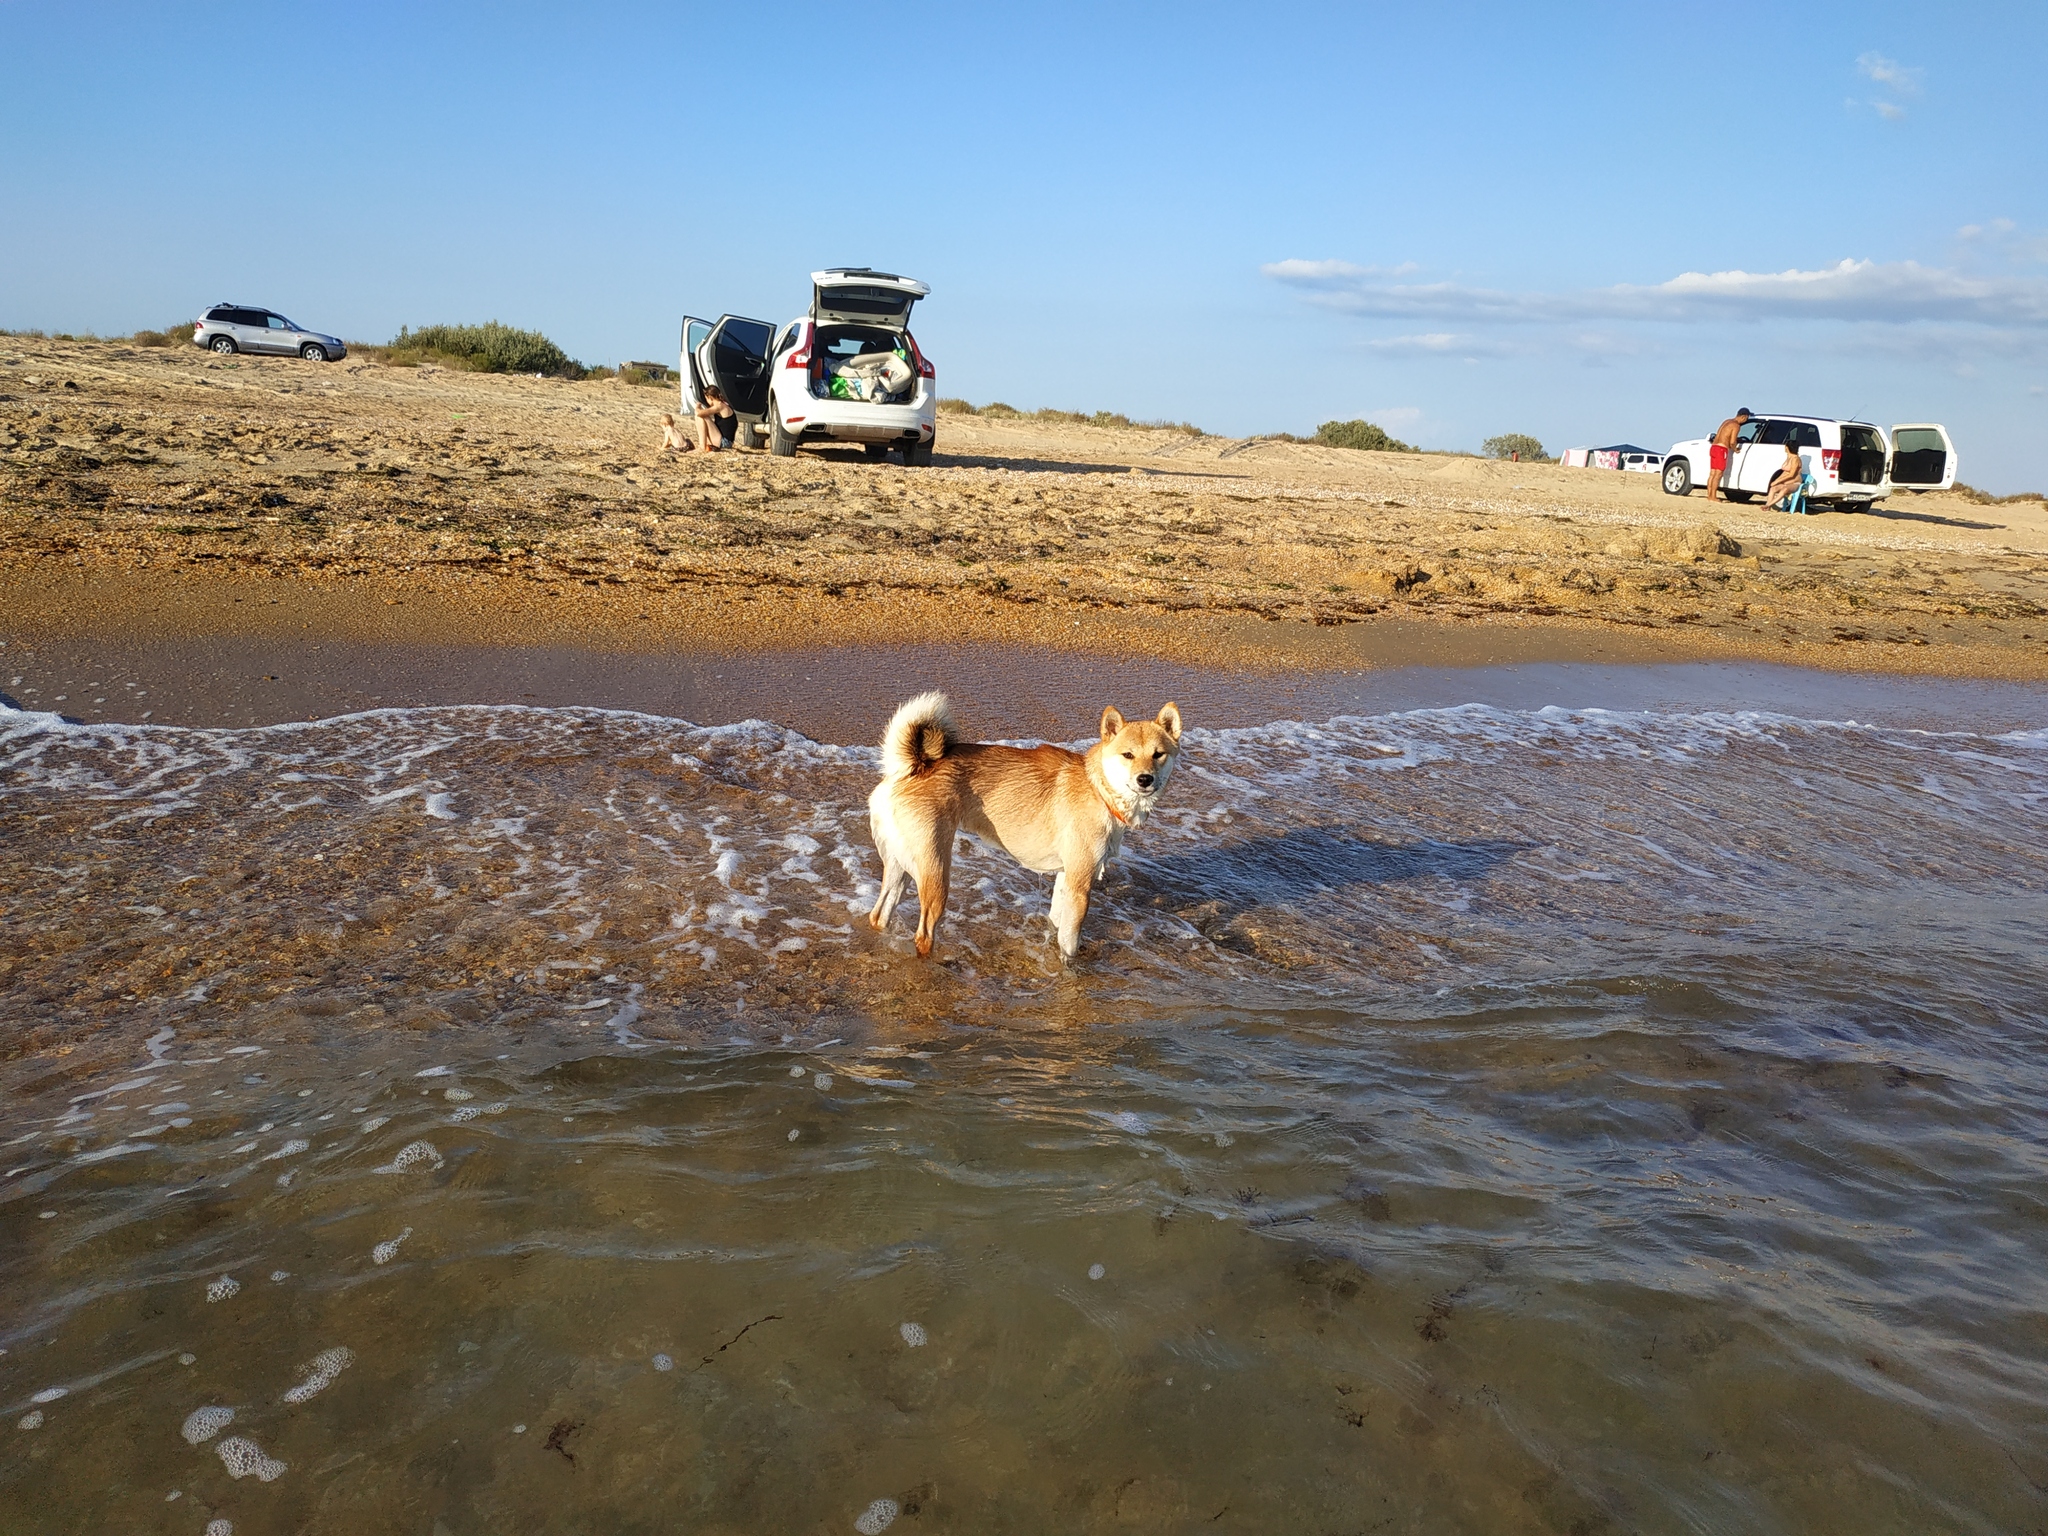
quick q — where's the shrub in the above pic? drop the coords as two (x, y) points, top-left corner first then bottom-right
(375, 322), (579, 376)
(978, 401), (1021, 419)
(935, 397), (977, 414)
(1482, 432), (1548, 462)
(1952, 482), (2045, 505)
(1316, 419), (1417, 453)
(129, 322), (194, 348)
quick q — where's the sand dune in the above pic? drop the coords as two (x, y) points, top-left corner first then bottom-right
(3, 335), (2044, 678)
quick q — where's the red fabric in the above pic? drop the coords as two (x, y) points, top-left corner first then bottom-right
(1709, 444), (1729, 472)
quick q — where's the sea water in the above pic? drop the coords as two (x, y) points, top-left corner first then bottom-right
(2, 693), (2045, 1532)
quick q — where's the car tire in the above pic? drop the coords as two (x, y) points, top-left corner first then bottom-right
(740, 422), (764, 451)
(210, 335), (237, 355)
(300, 343), (327, 362)
(768, 407), (798, 458)
(903, 437), (933, 468)
(1661, 458), (1691, 495)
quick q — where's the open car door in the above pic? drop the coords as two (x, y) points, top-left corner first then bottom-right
(1889, 424), (1956, 491)
(811, 269), (929, 330)
(680, 317), (714, 402)
(698, 315), (775, 420)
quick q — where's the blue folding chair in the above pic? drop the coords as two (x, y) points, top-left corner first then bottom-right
(1774, 472), (1816, 515)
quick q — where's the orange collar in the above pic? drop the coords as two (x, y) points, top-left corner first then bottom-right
(1088, 766), (1132, 825)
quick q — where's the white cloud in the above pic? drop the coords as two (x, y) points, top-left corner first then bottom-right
(1856, 52), (1924, 94)
(1262, 257), (2048, 326)
(1873, 100), (1906, 121)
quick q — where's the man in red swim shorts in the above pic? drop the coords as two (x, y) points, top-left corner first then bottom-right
(1707, 407), (1750, 503)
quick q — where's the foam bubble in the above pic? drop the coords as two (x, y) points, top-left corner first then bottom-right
(179, 1353), (197, 1366)
(813, 1072), (834, 1091)
(855, 1497), (900, 1533)
(449, 1106), (482, 1122)
(282, 1345), (355, 1403)
(414, 1066), (452, 1078)
(205, 1274), (242, 1301)
(1088, 1264), (1106, 1281)
(652, 1353), (674, 1372)
(374, 1140), (443, 1174)
(789, 1065), (806, 1077)
(30, 1386), (68, 1404)
(181, 1405), (234, 1444)
(18, 1410), (44, 1431)
(215, 1435), (286, 1481)
(899, 1322), (927, 1348)
(443, 1088), (473, 1102)
(207, 1521), (234, 1536)
(261, 1139), (309, 1161)
(371, 1227), (413, 1265)
(788, 1128), (800, 1142)
(270, 1270), (290, 1282)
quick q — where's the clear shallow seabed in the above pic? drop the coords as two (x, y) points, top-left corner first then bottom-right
(2, 686), (2046, 1534)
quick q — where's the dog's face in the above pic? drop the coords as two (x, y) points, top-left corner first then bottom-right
(1097, 702), (1183, 804)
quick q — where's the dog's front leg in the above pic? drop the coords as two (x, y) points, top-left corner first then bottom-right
(1050, 865), (1093, 958)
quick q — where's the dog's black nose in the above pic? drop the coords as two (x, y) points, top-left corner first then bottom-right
(1136, 773), (1155, 790)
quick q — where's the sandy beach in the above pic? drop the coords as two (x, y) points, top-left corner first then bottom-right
(4, 333), (2046, 699)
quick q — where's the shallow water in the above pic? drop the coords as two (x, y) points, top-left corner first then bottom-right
(3, 686), (2047, 1533)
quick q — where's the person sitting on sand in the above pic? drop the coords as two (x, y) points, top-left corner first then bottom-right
(693, 387), (738, 453)
(659, 412), (690, 453)
(1767, 441), (1806, 510)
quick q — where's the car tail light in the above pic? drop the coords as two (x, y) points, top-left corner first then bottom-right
(905, 332), (935, 379)
(787, 326), (811, 370)
(1821, 449), (1840, 477)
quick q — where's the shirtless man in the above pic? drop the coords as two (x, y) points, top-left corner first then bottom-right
(1707, 408), (1750, 503)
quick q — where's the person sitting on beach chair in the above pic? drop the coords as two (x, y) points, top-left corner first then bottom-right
(693, 387), (738, 452)
(1767, 442), (1807, 511)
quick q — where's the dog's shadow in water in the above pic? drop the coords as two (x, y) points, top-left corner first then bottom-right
(1121, 825), (1530, 920)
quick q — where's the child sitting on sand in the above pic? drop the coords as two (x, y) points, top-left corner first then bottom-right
(659, 413), (690, 453)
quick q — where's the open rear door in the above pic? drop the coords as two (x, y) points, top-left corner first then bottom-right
(811, 269), (929, 330)
(680, 317), (714, 402)
(702, 315), (775, 419)
(1889, 424), (1956, 490)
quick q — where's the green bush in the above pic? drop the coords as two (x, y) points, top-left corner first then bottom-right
(1316, 419), (1417, 453)
(382, 322), (577, 376)
(1482, 432), (1549, 462)
(129, 322), (194, 348)
(935, 397), (977, 414)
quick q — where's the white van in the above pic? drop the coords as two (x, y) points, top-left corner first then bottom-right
(1662, 415), (1956, 508)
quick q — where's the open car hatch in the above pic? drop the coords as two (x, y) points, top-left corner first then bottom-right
(1889, 423), (1956, 491)
(811, 269), (929, 330)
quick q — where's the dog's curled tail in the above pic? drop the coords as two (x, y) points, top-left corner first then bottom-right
(879, 691), (955, 781)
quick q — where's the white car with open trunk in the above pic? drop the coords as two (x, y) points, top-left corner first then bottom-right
(681, 269), (937, 464)
(1662, 415), (1955, 508)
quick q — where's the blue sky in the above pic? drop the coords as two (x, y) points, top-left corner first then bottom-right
(3, 1), (2043, 489)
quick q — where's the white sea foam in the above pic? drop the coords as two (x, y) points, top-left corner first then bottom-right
(205, 1276), (240, 1303)
(652, 1353), (674, 1372)
(215, 1434), (286, 1481)
(854, 1497), (900, 1533)
(374, 1140), (443, 1174)
(206, 1520), (234, 1536)
(281, 1345), (355, 1403)
(181, 1405), (234, 1444)
(17, 1410), (43, 1431)
(371, 1227), (413, 1265)
(899, 1322), (927, 1348)
(443, 1087), (473, 1102)
(30, 1387), (67, 1404)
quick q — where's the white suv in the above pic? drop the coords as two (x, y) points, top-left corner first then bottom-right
(1662, 415), (1956, 508)
(681, 270), (936, 464)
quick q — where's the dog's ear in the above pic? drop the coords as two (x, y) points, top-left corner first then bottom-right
(1156, 702), (1182, 742)
(1099, 705), (1125, 741)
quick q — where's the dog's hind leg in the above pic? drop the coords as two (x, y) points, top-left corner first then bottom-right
(911, 829), (956, 959)
(868, 851), (910, 932)
(1049, 864), (1094, 959)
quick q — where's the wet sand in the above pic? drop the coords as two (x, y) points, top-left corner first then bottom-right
(5, 334), (2048, 691)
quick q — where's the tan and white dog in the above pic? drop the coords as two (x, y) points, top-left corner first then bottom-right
(866, 692), (1184, 959)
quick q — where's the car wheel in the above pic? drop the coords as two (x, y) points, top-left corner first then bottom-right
(300, 343), (327, 362)
(768, 407), (798, 458)
(740, 422), (764, 450)
(903, 437), (933, 467)
(1661, 458), (1690, 495)
(210, 335), (237, 355)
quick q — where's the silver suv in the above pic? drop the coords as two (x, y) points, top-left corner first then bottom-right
(191, 304), (347, 362)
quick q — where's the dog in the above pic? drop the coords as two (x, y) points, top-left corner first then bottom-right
(866, 692), (1184, 959)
